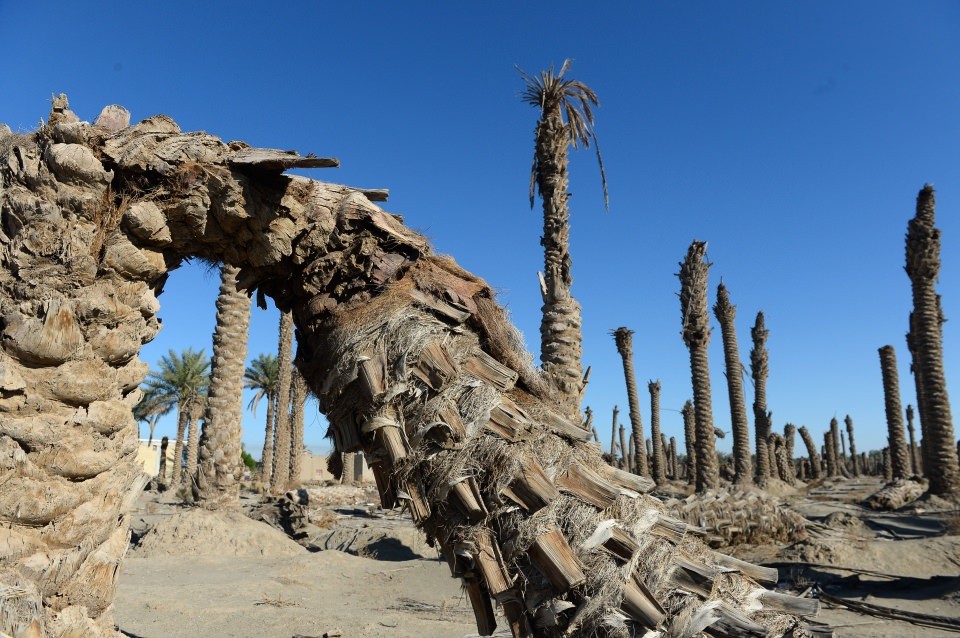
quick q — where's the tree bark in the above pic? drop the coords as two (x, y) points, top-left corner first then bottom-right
(648, 381), (666, 485)
(905, 404), (920, 476)
(905, 185), (960, 497)
(878, 346), (911, 481)
(829, 417), (842, 478)
(783, 423), (797, 480)
(171, 409), (188, 488)
(0, 107), (823, 638)
(750, 312), (772, 485)
(289, 366), (307, 485)
(798, 426), (822, 480)
(612, 328), (648, 477)
(682, 399), (697, 486)
(844, 415), (860, 477)
(194, 264), (251, 508)
(270, 310), (294, 491)
(713, 283), (753, 486)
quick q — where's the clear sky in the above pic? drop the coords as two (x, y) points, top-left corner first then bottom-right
(3, 2), (959, 459)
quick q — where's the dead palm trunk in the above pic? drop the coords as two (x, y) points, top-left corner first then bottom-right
(194, 264), (251, 508)
(824, 430), (838, 478)
(906, 313), (930, 473)
(906, 404), (920, 475)
(158, 436), (169, 489)
(844, 415), (860, 477)
(0, 105), (822, 638)
(270, 310), (294, 491)
(288, 366), (307, 485)
(713, 283), (753, 486)
(830, 418), (843, 478)
(648, 380), (666, 485)
(609, 404), (619, 462)
(750, 312), (772, 485)
(798, 426), (822, 480)
(612, 328), (648, 477)
(784, 423), (797, 480)
(682, 399), (697, 486)
(905, 185), (960, 497)
(619, 424), (628, 471)
(171, 409), (188, 488)
(260, 392), (276, 483)
(678, 242), (719, 492)
(878, 346), (911, 480)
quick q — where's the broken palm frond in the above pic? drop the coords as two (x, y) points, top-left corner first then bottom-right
(820, 591), (960, 633)
(254, 593), (302, 608)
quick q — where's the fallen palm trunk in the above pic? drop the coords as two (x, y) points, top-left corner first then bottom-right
(864, 478), (926, 511)
(0, 102), (828, 637)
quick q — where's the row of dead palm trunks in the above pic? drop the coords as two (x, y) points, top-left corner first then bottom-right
(594, 185), (958, 504)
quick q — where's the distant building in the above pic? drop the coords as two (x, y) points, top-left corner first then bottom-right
(136, 438), (176, 478)
(299, 451), (373, 484)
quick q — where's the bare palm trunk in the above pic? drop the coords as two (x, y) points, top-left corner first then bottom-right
(260, 392), (276, 483)
(608, 404), (618, 461)
(750, 312), (772, 485)
(158, 436), (169, 489)
(679, 242), (718, 492)
(784, 423), (797, 480)
(879, 346), (911, 480)
(613, 328), (648, 477)
(906, 404), (920, 475)
(682, 399), (697, 486)
(0, 106), (822, 638)
(844, 415), (860, 477)
(184, 400), (203, 490)
(648, 381), (666, 485)
(824, 430), (837, 478)
(905, 185), (960, 497)
(713, 283), (752, 486)
(270, 310), (294, 491)
(798, 426), (822, 480)
(289, 366), (307, 485)
(829, 417), (842, 478)
(171, 409), (188, 488)
(194, 264), (251, 508)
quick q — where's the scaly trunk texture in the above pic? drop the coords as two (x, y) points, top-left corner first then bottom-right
(824, 430), (838, 478)
(608, 404), (618, 460)
(879, 346), (911, 480)
(906, 312), (930, 473)
(535, 108), (583, 420)
(844, 415), (859, 477)
(0, 105), (824, 638)
(341, 452), (356, 485)
(618, 423), (628, 471)
(289, 366), (307, 485)
(612, 328), (648, 477)
(158, 436), (169, 489)
(183, 399), (203, 490)
(905, 185), (960, 496)
(906, 404), (920, 475)
(713, 283), (752, 486)
(798, 426), (822, 480)
(829, 417), (842, 478)
(750, 312), (772, 485)
(194, 264), (251, 508)
(171, 409), (188, 488)
(682, 399), (697, 486)
(784, 423), (797, 480)
(678, 242), (719, 492)
(648, 381), (666, 485)
(668, 436), (677, 479)
(260, 392), (276, 483)
(270, 309), (294, 491)
(883, 448), (893, 481)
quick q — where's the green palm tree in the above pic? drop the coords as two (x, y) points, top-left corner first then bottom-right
(520, 59), (607, 420)
(133, 387), (173, 446)
(142, 348), (210, 489)
(245, 352), (279, 481)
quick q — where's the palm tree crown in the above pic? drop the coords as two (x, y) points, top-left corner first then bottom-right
(244, 353), (279, 416)
(142, 348), (210, 412)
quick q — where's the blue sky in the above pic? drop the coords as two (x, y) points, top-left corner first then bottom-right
(3, 2), (959, 459)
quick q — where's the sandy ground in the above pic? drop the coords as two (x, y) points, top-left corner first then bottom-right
(115, 480), (960, 638)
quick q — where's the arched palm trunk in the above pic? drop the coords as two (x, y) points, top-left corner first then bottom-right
(750, 312), (772, 485)
(713, 283), (752, 486)
(270, 310), (294, 491)
(678, 242), (718, 492)
(194, 264), (252, 507)
(905, 185), (960, 497)
(0, 107), (822, 637)
(798, 426), (822, 480)
(612, 328), (648, 477)
(879, 346), (911, 481)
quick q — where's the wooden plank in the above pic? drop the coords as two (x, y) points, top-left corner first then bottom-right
(228, 147), (339, 171)
(528, 529), (586, 592)
(463, 350), (518, 392)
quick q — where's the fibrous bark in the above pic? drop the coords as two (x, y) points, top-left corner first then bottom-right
(194, 264), (251, 508)
(678, 242), (718, 492)
(682, 399), (697, 486)
(878, 346), (911, 481)
(0, 103), (824, 638)
(750, 312), (772, 485)
(905, 404), (920, 476)
(648, 380), (666, 485)
(798, 426), (822, 480)
(905, 185), (960, 496)
(612, 328), (648, 477)
(783, 423), (797, 480)
(713, 283), (752, 486)
(270, 309), (294, 491)
(289, 365), (307, 485)
(608, 404), (618, 462)
(844, 415), (859, 477)
(824, 429), (838, 478)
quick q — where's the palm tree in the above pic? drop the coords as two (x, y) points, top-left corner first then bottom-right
(878, 345), (911, 481)
(682, 400), (697, 486)
(648, 380), (666, 485)
(288, 366), (308, 485)
(270, 309), (294, 492)
(612, 328), (648, 477)
(905, 185), (960, 496)
(844, 415), (860, 476)
(142, 348), (210, 489)
(798, 426), (822, 480)
(678, 241), (718, 492)
(905, 404), (920, 475)
(713, 283), (753, 486)
(194, 264), (252, 508)
(245, 353), (279, 481)
(133, 387), (172, 446)
(750, 312), (772, 485)
(520, 59), (607, 420)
